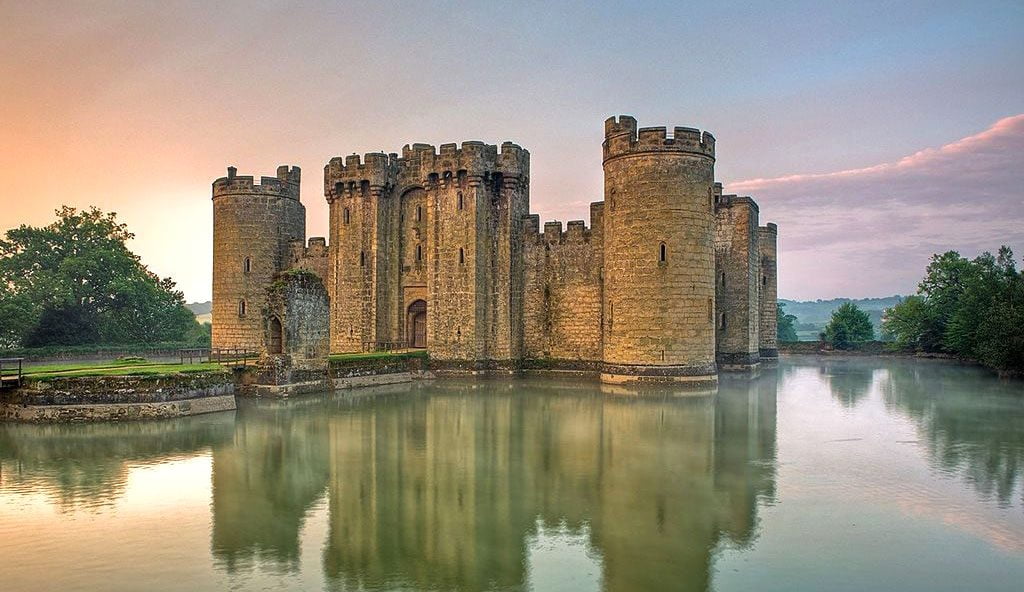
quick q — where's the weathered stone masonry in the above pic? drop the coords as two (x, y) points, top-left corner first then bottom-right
(211, 115), (779, 384)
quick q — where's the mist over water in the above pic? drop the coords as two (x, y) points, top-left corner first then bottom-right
(1, 358), (1022, 591)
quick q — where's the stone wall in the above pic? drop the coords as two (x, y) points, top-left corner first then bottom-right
(1, 371), (236, 422)
(263, 269), (330, 362)
(758, 224), (779, 360)
(715, 194), (761, 369)
(522, 207), (604, 364)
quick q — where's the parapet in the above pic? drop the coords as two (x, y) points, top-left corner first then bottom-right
(717, 194), (760, 213)
(324, 152), (398, 199)
(213, 165), (301, 200)
(760, 222), (778, 235)
(325, 140), (529, 199)
(524, 216), (596, 246)
(603, 115), (715, 163)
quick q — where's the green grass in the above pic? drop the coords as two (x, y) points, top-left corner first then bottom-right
(23, 360), (226, 380)
(329, 350), (428, 362)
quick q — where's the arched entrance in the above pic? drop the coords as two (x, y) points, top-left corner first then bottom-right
(407, 300), (427, 349)
(268, 317), (283, 354)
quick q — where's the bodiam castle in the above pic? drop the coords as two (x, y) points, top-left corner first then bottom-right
(211, 115), (779, 386)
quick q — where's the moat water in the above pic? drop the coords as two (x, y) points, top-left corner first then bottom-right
(1, 357), (1022, 591)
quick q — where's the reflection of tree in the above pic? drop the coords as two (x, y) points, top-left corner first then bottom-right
(819, 360), (875, 407)
(881, 360), (1024, 507)
(0, 415), (234, 511)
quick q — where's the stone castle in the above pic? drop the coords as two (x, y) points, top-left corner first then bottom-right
(211, 115), (778, 385)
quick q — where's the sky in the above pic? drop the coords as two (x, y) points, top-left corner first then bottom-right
(1, 0), (1021, 302)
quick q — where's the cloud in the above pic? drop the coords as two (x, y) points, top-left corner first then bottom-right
(727, 115), (1024, 300)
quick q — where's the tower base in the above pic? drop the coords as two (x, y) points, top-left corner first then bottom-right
(599, 363), (718, 388)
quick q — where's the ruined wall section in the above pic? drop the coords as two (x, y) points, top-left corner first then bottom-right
(600, 116), (717, 385)
(714, 194), (761, 369)
(212, 166), (304, 350)
(758, 224), (778, 361)
(288, 237), (329, 283)
(263, 270), (330, 364)
(522, 202), (604, 364)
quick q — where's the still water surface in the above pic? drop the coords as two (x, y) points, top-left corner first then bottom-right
(1, 357), (1022, 591)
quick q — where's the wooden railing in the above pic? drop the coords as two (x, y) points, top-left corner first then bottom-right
(178, 348), (211, 364)
(361, 341), (408, 353)
(0, 358), (24, 389)
(210, 348), (257, 367)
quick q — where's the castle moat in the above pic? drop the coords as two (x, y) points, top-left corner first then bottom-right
(1, 357), (1022, 591)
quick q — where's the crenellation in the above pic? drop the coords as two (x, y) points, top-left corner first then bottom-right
(212, 115), (777, 383)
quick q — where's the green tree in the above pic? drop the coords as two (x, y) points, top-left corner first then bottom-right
(0, 206), (195, 347)
(881, 246), (1024, 376)
(777, 302), (798, 342)
(821, 302), (874, 349)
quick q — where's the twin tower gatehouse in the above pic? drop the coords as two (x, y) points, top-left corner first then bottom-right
(211, 116), (779, 386)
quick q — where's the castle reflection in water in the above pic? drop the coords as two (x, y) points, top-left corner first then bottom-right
(3, 358), (1022, 590)
(210, 374), (777, 591)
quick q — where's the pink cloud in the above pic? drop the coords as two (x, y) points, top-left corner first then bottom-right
(726, 115), (1024, 300)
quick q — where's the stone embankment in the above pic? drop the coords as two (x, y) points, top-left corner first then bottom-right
(1, 371), (236, 422)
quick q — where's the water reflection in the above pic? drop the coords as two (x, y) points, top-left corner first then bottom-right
(879, 360), (1024, 506)
(818, 359), (876, 408)
(206, 377), (778, 591)
(0, 414), (234, 510)
(2, 359), (1020, 591)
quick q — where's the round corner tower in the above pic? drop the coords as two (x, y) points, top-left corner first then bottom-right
(212, 165), (305, 350)
(600, 115), (718, 385)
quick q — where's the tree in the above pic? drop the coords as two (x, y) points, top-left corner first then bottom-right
(0, 206), (195, 347)
(777, 302), (798, 342)
(821, 302), (874, 349)
(881, 246), (1024, 376)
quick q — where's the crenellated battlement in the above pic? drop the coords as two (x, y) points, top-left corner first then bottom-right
(213, 165), (301, 200)
(603, 115), (715, 163)
(523, 216), (597, 246)
(717, 194), (760, 213)
(325, 140), (529, 199)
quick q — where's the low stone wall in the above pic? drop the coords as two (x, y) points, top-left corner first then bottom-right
(779, 341), (898, 356)
(0, 371), (236, 423)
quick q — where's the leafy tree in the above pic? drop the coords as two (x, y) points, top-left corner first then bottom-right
(821, 302), (874, 349)
(0, 206), (195, 347)
(882, 246), (1024, 376)
(777, 302), (798, 342)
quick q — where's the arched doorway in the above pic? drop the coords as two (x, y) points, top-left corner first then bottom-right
(268, 317), (283, 354)
(407, 300), (427, 348)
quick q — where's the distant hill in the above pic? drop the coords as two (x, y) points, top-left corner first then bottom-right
(779, 296), (904, 340)
(187, 301), (212, 324)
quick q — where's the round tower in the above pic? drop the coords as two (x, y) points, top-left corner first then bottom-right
(601, 116), (718, 385)
(211, 165), (304, 350)
(758, 223), (778, 362)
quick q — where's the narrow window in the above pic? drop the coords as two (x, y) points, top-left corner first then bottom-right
(720, 312), (727, 330)
(659, 242), (667, 263)
(416, 205), (423, 222)
(458, 247), (465, 265)
(344, 208), (350, 224)
(416, 244), (422, 262)
(243, 257), (251, 274)
(360, 251), (365, 267)
(457, 192), (464, 210)
(238, 300), (246, 317)
(720, 271), (726, 287)
(762, 275), (767, 287)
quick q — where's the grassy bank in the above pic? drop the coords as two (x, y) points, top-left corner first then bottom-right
(328, 350), (428, 363)
(22, 359), (225, 381)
